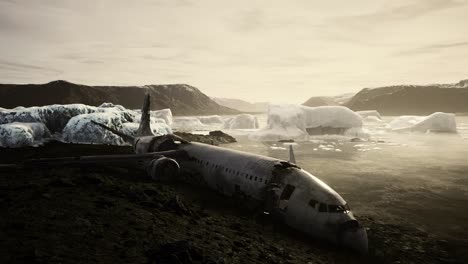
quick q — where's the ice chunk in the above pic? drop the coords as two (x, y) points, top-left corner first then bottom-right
(62, 112), (126, 145)
(0, 103), (135, 133)
(133, 108), (173, 126)
(224, 114), (259, 129)
(152, 109), (173, 126)
(387, 112), (457, 133)
(357, 110), (382, 120)
(0, 122), (51, 148)
(120, 122), (172, 137)
(362, 116), (383, 123)
(198, 115), (224, 125)
(172, 117), (206, 132)
(0, 104), (94, 133)
(250, 104), (363, 141)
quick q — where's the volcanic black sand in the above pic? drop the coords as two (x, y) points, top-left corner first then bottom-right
(0, 142), (465, 264)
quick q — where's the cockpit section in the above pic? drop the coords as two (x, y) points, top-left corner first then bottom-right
(309, 199), (350, 214)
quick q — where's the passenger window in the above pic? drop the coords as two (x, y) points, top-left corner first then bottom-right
(254, 177), (257, 181)
(318, 203), (327, 212)
(309, 199), (318, 208)
(280, 184), (296, 200)
(249, 175), (253, 180)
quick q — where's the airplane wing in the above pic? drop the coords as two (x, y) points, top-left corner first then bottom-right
(1, 149), (186, 169)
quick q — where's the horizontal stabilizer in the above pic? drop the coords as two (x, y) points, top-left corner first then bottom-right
(91, 120), (135, 143)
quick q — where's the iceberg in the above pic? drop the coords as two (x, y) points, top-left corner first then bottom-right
(62, 112), (127, 145)
(224, 114), (259, 129)
(198, 115), (224, 125)
(120, 122), (172, 137)
(387, 112), (457, 133)
(0, 103), (135, 133)
(250, 104), (363, 141)
(172, 117), (206, 132)
(0, 103), (173, 147)
(0, 122), (51, 148)
(357, 110), (382, 120)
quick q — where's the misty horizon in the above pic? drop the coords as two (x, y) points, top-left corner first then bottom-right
(1, 0), (468, 104)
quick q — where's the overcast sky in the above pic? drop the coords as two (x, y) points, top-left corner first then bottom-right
(1, 0), (467, 103)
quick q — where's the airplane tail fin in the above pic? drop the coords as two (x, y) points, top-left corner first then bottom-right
(91, 120), (135, 143)
(137, 93), (154, 137)
(288, 145), (296, 164)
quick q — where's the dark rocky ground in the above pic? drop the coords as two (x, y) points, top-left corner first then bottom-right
(0, 142), (465, 264)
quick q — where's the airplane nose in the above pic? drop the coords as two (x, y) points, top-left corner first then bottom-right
(338, 220), (368, 254)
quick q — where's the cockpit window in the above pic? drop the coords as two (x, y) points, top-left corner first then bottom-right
(318, 203), (327, 212)
(328, 204), (350, 213)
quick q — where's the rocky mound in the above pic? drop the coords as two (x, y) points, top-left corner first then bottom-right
(302, 93), (355, 107)
(345, 79), (468, 115)
(212, 98), (268, 113)
(0, 80), (239, 116)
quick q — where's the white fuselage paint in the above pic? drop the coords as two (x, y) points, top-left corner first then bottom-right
(178, 143), (365, 246)
(136, 138), (368, 253)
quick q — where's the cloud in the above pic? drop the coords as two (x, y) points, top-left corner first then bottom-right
(335, 0), (467, 26)
(394, 41), (468, 56)
(227, 8), (266, 33)
(0, 60), (62, 74)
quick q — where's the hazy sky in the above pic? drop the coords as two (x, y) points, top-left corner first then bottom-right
(1, 0), (467, 103)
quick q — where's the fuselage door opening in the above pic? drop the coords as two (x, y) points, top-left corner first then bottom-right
(279, 184), (296, 211)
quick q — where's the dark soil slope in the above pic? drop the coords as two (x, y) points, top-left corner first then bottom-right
(0, 143), (464, 264)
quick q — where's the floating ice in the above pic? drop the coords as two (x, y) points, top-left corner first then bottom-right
(0, 103), (135, 133)
(172, 117), (206, 132)
(120, 122), (172, 137)
(224, 114), (259, 129)
(62, 112), (127, 145)
(250, 104), (363, 141)
(151, 109), (173, 126)
(198, 115), (224, 125)
(387, 112), (457, 133)
(362, 116), (383, 123)
(0, 122), (51, 148)
(357, 110), (382, 120)
(0, 103), (173, 147)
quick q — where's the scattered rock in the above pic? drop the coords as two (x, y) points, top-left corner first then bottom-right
(148, 240), (204, 264)
(163, 195), (192, 216)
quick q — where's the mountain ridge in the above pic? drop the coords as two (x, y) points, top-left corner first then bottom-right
(345, 79), (468, 115)
(212, 97), (268, 113)
(0, 80), (239, 116)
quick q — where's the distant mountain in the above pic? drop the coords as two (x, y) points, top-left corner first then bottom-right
(302, 93), (354, 107)
(345, 79), (468, 115)
(212, 97), (269, 113)
(0, 80), (239, 116)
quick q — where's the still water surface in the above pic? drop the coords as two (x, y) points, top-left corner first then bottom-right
(220, 116), (468, 241)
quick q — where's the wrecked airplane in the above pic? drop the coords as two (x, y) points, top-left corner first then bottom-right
(5, 95), (368, 254)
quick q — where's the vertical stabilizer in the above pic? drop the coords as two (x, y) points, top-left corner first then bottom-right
(288, 145), (296, 164)
(137, 94), (154, 137)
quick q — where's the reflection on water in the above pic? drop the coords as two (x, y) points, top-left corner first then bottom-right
(222, 116), (468, 241)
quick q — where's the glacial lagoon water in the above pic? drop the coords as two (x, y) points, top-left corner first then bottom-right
(194, 115), (468, 241)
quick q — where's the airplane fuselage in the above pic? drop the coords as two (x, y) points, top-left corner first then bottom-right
(136, 136), (368, 253)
